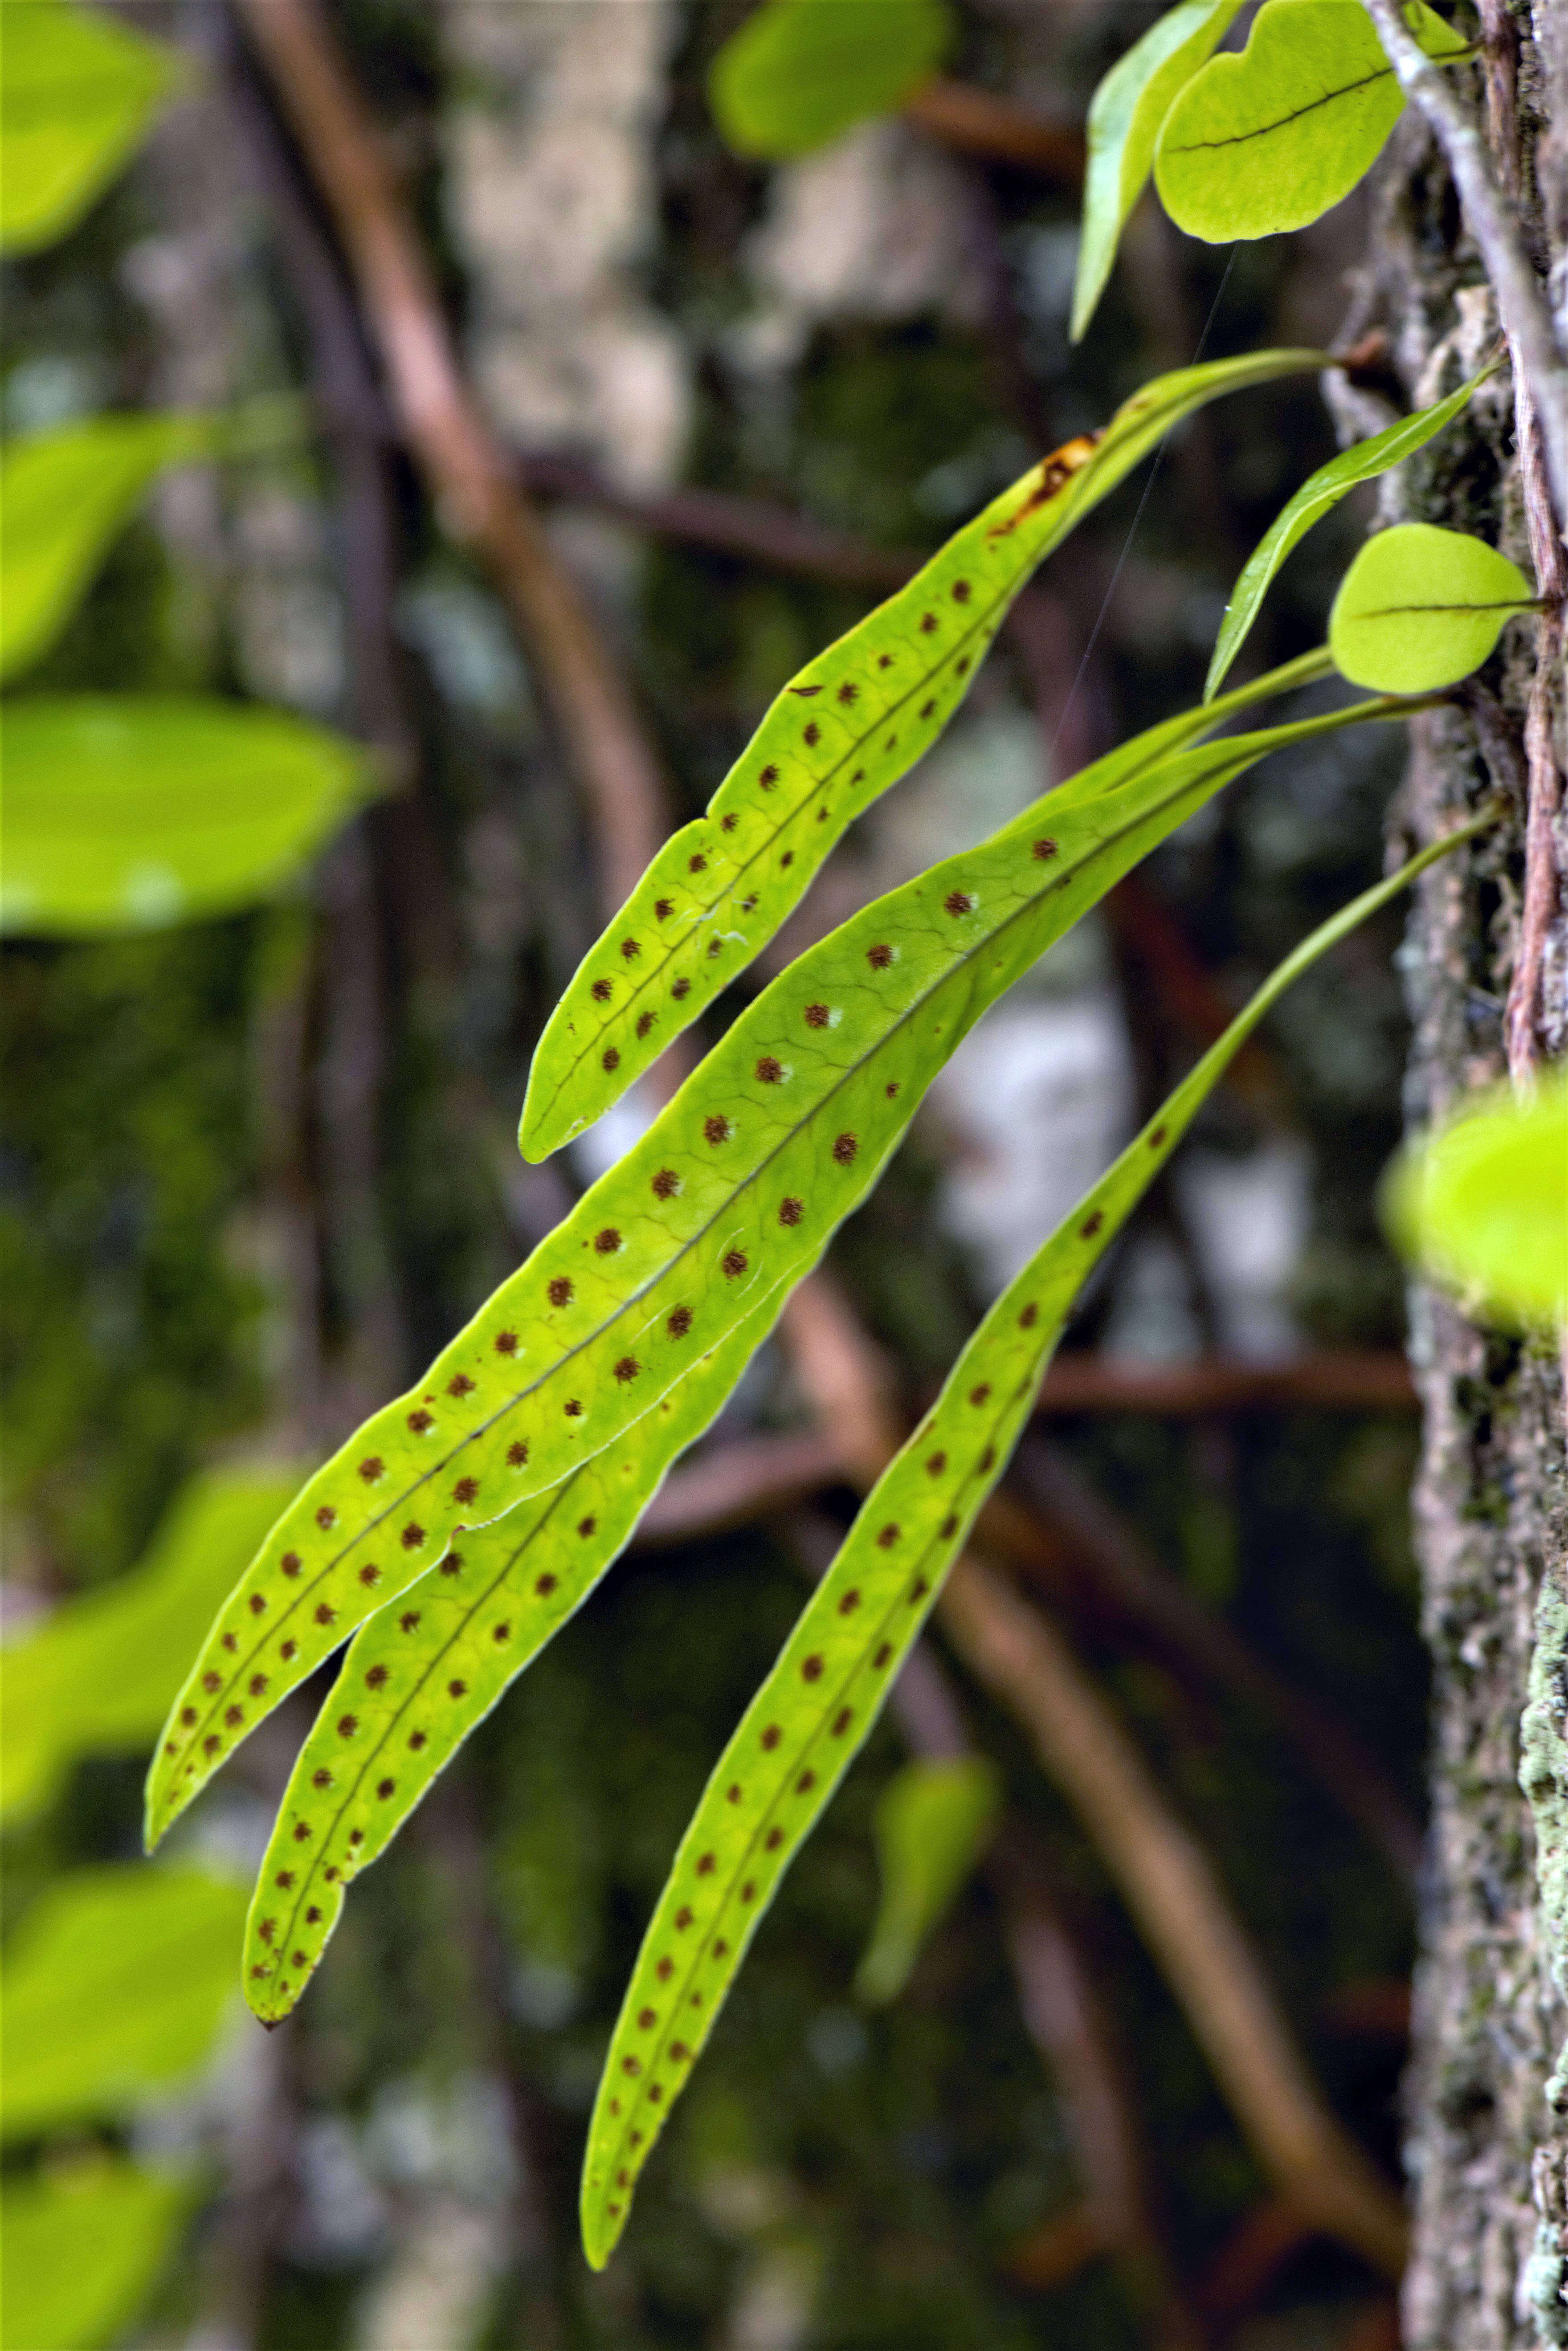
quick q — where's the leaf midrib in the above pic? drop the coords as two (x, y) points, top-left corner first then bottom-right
(1164, 61), (1392, 156)
(591, 1421), (1013, 2229)
(260, 1497), (558, 1985)
(531, 576), (1015, 1136)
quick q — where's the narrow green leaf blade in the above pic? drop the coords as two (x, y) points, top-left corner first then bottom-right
(2, 1865), (246, 2139)
(0, 2159), (192, 2351)
(2, 1467), (301, 1823)
(1329, 522), (1535, 690)
(1383, 1070), (1568, 1329)
(146, 685), (1394, 1855)
(707, 0), (953, 162)
(0, 0), (183, 256)
(1154, 0), (1467, 243)
(0, 695), (372, 935)
(0, 413), (216, 684)
(1070, 0), (1244, 344)
(578, 813), (1483, 2265)
(1206, 365), (1488, 698)
(854, 1755), (1001, 2005)
(241, 1279), (800, 2025)
(519, 347), (1327, 1161)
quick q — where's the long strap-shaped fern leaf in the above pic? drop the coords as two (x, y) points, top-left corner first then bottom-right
(579, 809), (1490, 2266)
(239, 1277), (803, 2024)
(146, 678), (1397, 1851)
(518, 348), (1326, 1160)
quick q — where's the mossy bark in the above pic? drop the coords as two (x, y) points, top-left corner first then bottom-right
(1335, 7), (1567, 2341)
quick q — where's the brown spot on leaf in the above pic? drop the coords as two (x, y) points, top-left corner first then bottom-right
(495, 1330), (519, 1355)
(704, 1115), (731, 1145)
(779, 1196), (803, 1226)
(832, 1132), (858, 1165)
(594, 1226), (621, 1254)
(722, 1249), (748, 1279)
(667, 1305), (693, 1338)
(755, 1055), (783, 1083)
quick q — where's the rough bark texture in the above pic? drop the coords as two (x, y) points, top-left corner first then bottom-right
(1333, 6), (1567, 2342)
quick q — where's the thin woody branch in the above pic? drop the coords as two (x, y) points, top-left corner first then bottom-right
(1361, 0), (1568, 529)
(232, 0), (668, 914)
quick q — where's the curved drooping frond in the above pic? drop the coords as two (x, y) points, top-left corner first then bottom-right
(518, 348), (1326, 1160)
(147, 682), (1387, 1852)
(580, 812), (1489, 2265)
(241, 1278), (801, 2024)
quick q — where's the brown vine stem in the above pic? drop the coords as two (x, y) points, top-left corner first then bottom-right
(232, 0), (668, 918)
(1503, 364), (1568, 1084)
(902, 76), (1086, 188)
(1361, 0), (1568, 531)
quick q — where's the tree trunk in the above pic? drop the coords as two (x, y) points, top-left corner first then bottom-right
(1335, 7), (1567, 2342)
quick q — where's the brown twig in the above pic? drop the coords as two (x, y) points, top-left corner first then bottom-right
(637, 1426), (844, 1545)
(516, 449), (920, 592)
(232, 0), (668, 915)
(1005, 1440), (1424, 1889)
(1030, 1349), (1417, 1417)
(903, 76), (1086, 190)
(935, 1555), (1410, 2278)
(1503, 364), (1568, 1083)
(1361, 0), (1568, 526)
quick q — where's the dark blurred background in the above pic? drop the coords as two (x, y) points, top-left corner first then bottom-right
(2, 5), (1438, 2345)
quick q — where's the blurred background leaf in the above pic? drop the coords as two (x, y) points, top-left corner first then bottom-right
(0, 0), (183, 257)
(0, 2159), (192, 2351)
(2, 1465), (301, 1822)
(2, 1862), (247, 2139)
(1, 696), (373, 935)
(0, 414), (217, 685)
(1384, 1074), (1568, 1329)
(855, 1756), (1001, 2005)
(708, 0), (954, 161)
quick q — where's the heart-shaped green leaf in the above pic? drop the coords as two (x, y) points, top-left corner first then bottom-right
(1070, 0), (1245, 344)
(1, 696), (373, 935)
(520, 347), (1327, 1161)
(0, 0), (184, 255)
(708, 0), (953, 161)
(854, 1755), (1001, 2006)
(0, 413), (218, 685)
(1154, 0), (1467, 243)
(1207, 364), (1489, 699)
(144, 661), (1367, 1854)
(1383, 1071), (1568, 1328)
(240, 1278), (801, 2026)
(1329, 522), (1536, 690)
(579, 808), (1488, 2265)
